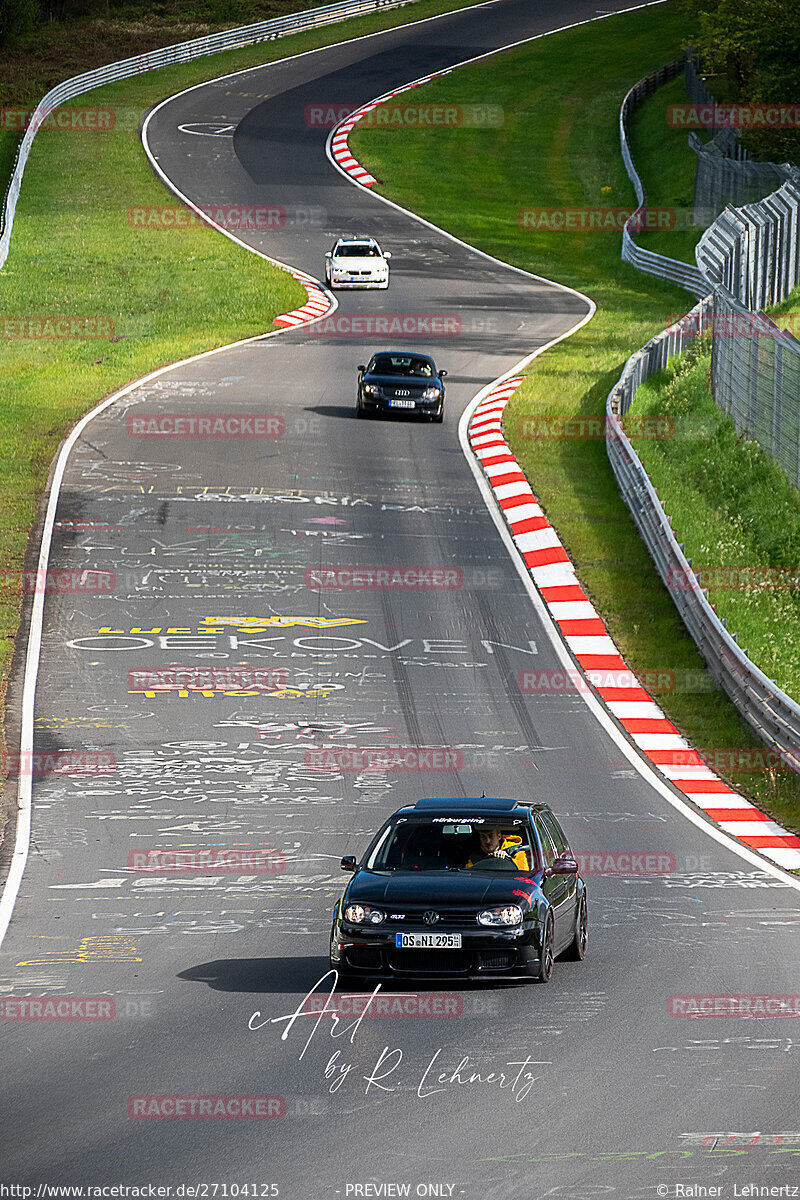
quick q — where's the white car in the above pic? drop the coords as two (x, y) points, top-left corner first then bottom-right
(324, 236), (391, 289)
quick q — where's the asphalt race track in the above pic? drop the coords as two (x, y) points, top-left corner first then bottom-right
(2, 1), (800, 1196)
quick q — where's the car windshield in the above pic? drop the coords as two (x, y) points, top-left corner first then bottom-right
(364, 818), (534, 872)
(335, 244), (380, 257)
(370, 355), (434, 377)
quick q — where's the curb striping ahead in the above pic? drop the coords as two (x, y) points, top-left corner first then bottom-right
(469, 380), (800, 872)
(329, 73), (451, 185)
(273, 270), (331, 327)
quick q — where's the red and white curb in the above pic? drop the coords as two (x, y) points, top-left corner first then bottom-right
(469, 378), (800, 872)
(329, 72), (452, 188)
(273, 269), (332, 327)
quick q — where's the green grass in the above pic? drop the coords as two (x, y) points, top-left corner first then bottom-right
(351, 2), (800, 833)
(631, 341), (800, 699)
(0, 0), (490, 683)
(769, 282), (800, 328)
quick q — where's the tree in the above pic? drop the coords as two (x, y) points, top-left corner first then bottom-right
(681, 0), (800, 159)
(0, 0), (37, 46)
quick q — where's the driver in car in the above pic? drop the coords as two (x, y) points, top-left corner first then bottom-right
(465, 827), (529, 870)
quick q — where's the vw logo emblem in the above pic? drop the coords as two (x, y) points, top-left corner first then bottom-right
(423, 911), (440, 926)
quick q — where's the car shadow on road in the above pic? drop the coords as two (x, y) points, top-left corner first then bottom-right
(305, 404), (358, 419)
(178, 957), (529, 994)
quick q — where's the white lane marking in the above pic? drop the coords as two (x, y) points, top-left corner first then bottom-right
(326, 2), (671, 193)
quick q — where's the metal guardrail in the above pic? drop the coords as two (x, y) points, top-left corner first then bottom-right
(0, 0), (420, 269)
(606, 303), (800, 773)
(610, 65), (800, 773)
(619, 62), (709, 298)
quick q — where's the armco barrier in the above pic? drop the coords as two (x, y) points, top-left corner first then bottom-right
(606, 308), (800, 776)
(619, 62), (709, 298)
(609, 67), (800, 778)
(0, 0), (421, 270)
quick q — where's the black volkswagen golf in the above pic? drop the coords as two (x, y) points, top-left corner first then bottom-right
(329, 797), (587, 983)
(356, 351), (447, 421)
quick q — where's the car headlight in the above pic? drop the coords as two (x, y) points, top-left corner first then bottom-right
(363, 384), (380, 396)
(477, 905), (523, 927)
(344, 904), (385, 925)
(421, 387), (442, 400)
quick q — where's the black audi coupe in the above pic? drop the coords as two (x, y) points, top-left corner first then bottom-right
(356, 351), (447, 421)
(329, 797), (587, 982)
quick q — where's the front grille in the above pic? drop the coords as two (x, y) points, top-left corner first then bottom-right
(386, 906), (477, 927)
(388, 949), (471, 974)
(478, 949), (516, 971)
(346, 947), (383, 969)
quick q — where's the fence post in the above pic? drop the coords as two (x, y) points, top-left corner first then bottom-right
(772, 338), (783, 462)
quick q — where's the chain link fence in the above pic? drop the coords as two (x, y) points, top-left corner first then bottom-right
(696, 180), (800, 485)
(610, 64), (800, 777)
(606, 302), (800, 775)
(684, 55), (799, 226)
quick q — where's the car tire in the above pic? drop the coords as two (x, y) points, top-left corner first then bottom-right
(561, 893), (588, 961)
(356, 400), (367, 418)
(537, 912), (555, 983)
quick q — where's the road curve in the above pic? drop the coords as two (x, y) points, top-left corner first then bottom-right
(2, 2), (799, 1197)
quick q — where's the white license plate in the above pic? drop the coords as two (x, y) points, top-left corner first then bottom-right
(389, 399), (416, 409)
(395, 933), (462, 949)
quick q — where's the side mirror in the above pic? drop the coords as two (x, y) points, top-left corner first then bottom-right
(340, 855), (357, 872)
(550, 856), (578, 875)
(384, 251), (392, 259)
(324, 251), (332, 258)
(357, 365), (366, 373)
(439, 370), (448, 378)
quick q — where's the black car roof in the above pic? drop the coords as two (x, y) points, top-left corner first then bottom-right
(405, 797), (520, 814)
(369, 350), (436, 364)
(392, 798), (552, 818)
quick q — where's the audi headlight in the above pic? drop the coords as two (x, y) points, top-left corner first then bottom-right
(363, 384), (380, 396)
(421, 387), (442, 400)
(344, 904), (385, 925)
(477, 905), (523, 927)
